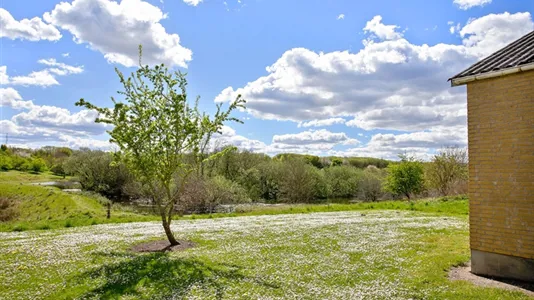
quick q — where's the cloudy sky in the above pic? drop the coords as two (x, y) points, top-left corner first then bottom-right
(0, 0), (533, 159)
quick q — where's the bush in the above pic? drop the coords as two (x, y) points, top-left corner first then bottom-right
(26, 157), (48, 173)
(278, 159), (317, 203)
(384, 155), (425, 200)
(256, 161), (282, 202)
(236, 167), (263, 201)
(0, 197), (18, 222)
(324, 165), (361, 198)
(359, 166), (385, 201)
(180, 175), (250, 214)
(64, 150), (136, 200)
(310, 168), (330, 200)
(0, 154), (13, 171)
(425, 147), (468, 196)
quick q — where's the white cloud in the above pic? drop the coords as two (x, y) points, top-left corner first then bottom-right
(363, 15), (403, 40)
(273, 129), (358, 146)
(460, 12), (534, 58)
(44, 0), (192, 68)
(332, 126), (466, 160)
(449, 23), (461, 34)
(0, 66), (8, 85)
(0, 88), (110, 148)
(453, 0), (492, 10)
(0, 8), (61, 41)
(1, 59), (83, 87)
(215, 12), (532, 157)
(183, 0), (203, 6)
(0, 88), (34, 110)
(38, 58), (84, 75)
(212, 127), (359, 155)
(57, 135), (112, 150)
(298, 118), (346, 128)
(62, 53), (70, 57)
(337, 14), (345, 20)
(9, 70), (60, 87)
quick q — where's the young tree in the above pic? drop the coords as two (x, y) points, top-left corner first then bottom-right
(384, 155), (424, 200)
(426, 147), (468, 196)
(77, 47), (245, 245)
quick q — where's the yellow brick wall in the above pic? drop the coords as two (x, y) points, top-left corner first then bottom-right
(467, 69), (534, 259)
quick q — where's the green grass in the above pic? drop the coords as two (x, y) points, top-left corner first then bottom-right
(0, 171), (155, 231)
(0, 211), (529, 299)
(0, 170), (70, 183)
(190, 195), (469, 219)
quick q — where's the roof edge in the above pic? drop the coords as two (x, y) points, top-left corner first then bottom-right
(450, 62), (534, 87)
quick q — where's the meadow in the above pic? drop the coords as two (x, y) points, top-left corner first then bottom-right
(1, 210), (531, 299)
(2, 171), (527, 299)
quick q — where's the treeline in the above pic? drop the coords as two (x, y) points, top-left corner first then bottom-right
(0, 145), (467, 212)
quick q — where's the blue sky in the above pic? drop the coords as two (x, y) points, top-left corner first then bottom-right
(0, 0), (533, 159)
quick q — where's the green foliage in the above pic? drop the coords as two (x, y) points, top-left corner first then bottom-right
(278, 159), (317, 203)
(0, 153), (13, 171)
(64, 150), (135, 200)
(0, 144), (7, 152)
(76, 46), (245, 244)
(384, 155), (425, 199)
(325, 165), (361, 198)
(25, 157), (48, 173)
(359, 166), (386, 201)
(256, 161), (282, 202)
(347, 157), (390, 168)
(207, 176), (250, 205)
(331, 158), (343, 167)
(425, 147), (468, 196)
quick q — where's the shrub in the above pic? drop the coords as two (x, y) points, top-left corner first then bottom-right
(0, 154), (13, 171)
(236, 167), (263, 201)
(27, 157), (48, 173)
(180, 175), (250, 214)
(0, 197), (18, 222)
(278, 159), (317, 203)
(384, 155), (425, 200)
(310, 168), (330, 200)
(64, 150), (136, 201)
(359, 166), (385, 201)
(256, 161), (282, 202)
(324, 165), (361, 198)
(425, 147), (468, 196)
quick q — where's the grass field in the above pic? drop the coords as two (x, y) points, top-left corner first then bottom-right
(1, 210), (530, 299)
(0, 171), (154, 232)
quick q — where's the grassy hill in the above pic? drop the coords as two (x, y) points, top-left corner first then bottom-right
(0, 171), (154, 231)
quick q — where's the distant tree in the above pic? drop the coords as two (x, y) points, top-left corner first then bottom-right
(384, 155), (424, 200)
(27, 157), (48, 173)
(64, 150), (133, 199)
(359, 166), (385, 202)
(325, 165), (361, 198)
(279, 159), (316, 203)
(331, 158), (343, 167)
(0, 153), (12, 171)
(0, 144), (7, 152)
(426, 147), (468, 196)
(76, 46), (245, 246)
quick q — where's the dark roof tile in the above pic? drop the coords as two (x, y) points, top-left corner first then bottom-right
(450, 30), (534, 81)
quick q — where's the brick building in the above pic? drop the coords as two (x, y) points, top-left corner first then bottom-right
(450, 30), (534, 282)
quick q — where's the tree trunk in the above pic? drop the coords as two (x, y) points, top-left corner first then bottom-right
(162, 217), (179, 245)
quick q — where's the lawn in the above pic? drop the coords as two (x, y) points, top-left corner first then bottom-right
(0, 210), (529, 299)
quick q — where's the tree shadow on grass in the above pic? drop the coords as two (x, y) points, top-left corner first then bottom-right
(72, 251), (278, 299)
